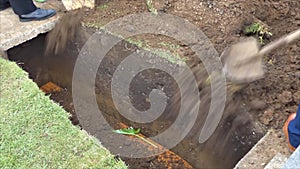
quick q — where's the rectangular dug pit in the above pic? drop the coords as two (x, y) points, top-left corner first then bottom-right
(7, 30), (264, 169)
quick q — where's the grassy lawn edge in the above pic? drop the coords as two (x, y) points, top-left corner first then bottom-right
(0, 58), (126, 169)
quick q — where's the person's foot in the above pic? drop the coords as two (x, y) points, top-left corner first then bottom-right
(19, 8), (56, 22)
(283, 113), (297, 152)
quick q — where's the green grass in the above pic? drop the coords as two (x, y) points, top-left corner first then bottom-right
(0, 58), (127, 169)
(79, 22), (186, 66)
(151, 49), (186, 65)
(126, 38), (150, 49)
(145, 0), (158, 15)
(125, 38), (186, 65)
(158, 42), (180, 50)
(97, 4), (109, 10)
(245, 23), (272, 44)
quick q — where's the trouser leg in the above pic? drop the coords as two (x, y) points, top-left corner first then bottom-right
(288, 103), (300, 148)
(8, 0), (37, 15)
(0, 0), (10, 10)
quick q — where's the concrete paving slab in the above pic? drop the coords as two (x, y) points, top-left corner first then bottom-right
(264, 153), (287, 169)
(0, 0), (64, 51)
(234, 129), (291, 169)
(282, 147), (300, 169)
(62, 0), (94, 11)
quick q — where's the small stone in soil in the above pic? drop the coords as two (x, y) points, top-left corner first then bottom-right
(295, 71), (300, 78)
(278, 91), (293, 104)
(274, 103), (282, 110)
(260, 109), (274, 125)
(293, 91), (300, 102)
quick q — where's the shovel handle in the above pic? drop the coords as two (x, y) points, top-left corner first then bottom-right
(238, 29), (300, 65)
(259, 28), (300, 56)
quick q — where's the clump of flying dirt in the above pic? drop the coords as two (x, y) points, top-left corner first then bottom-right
(45, 10), (83, 55)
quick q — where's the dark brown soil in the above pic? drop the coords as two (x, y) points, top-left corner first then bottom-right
(84, 0), (300, 129)
(8, 0), (300, 169)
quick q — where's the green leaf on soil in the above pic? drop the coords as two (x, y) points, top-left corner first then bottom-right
(245, 23), (262, 34)
(245, 23), (273, 44)
(113, 127), (141, 135)
(113, 127), (157, 148)
(145, 0), (158, 15)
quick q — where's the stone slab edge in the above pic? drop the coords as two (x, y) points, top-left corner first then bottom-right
(62, 0), (95, 11)
(0, 18), (59, 51)
(234, 129), (291, 169)
(0, 0), (63, 51)
(282, 147), (300, 169)
(264, 153), (287, 169)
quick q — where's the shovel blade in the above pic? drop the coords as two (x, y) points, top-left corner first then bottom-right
(221, 37), (265, 84)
